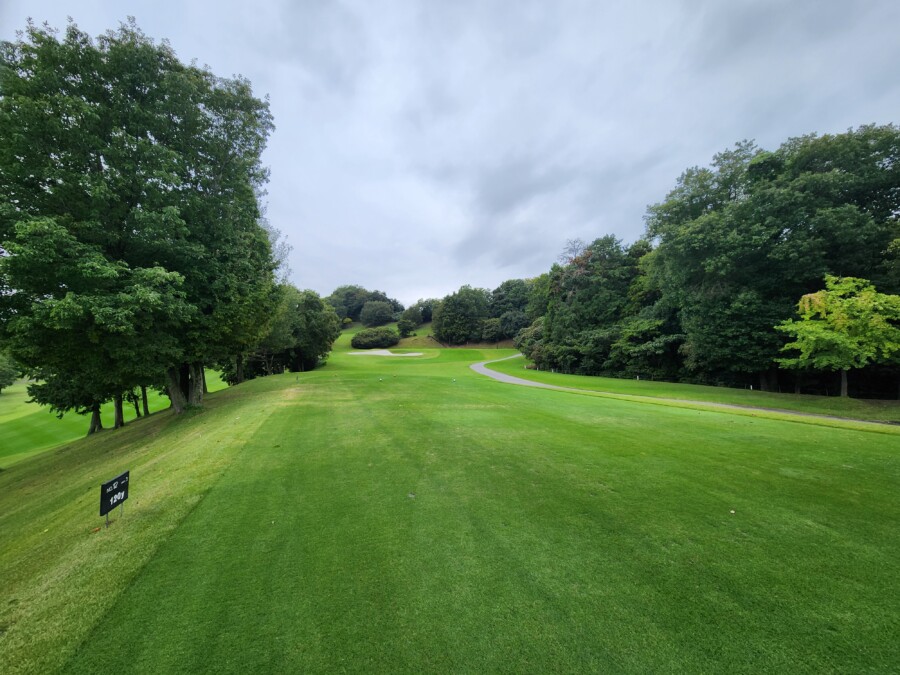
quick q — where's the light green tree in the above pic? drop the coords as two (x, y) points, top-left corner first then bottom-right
(777, 276), (900, 397)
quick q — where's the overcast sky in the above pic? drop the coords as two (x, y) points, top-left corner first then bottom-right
(2, 1), (899, 305)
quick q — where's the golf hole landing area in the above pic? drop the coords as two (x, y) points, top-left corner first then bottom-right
(348, 349), (423, 356)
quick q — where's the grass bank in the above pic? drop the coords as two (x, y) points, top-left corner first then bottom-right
(0, 373), (227, 469)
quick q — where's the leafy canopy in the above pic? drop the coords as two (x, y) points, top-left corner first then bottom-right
(777, 276), (900, 373)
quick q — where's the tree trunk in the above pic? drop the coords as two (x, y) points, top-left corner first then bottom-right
(179, 362), (191, 401)
(235, 353), (244, 384)
(188, 362), (204, 407)
(130, 390), (141, 418)
(141, 385), (150, 417)
(113, 394), (125, 429)
(202, 369), (208, 395)
(166, 367), (188, 414)
(87, 404), (103, 435)
(840, 369), (849, 397)
(758, 367), (779, 392)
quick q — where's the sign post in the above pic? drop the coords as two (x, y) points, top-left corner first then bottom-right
(100, 471), (129, 528)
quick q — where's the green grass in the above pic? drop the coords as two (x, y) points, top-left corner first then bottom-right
(1, 346), (898, 673)
(0, 373), (227, 468)
(341, 321), (513, 350)
(486, 356), (900, 423)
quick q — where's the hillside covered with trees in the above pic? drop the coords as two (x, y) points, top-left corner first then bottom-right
(425, 126), (900, 398)
(2, 19), (897, 434)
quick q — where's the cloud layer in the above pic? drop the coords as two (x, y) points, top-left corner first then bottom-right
(3, 0), (899, 304)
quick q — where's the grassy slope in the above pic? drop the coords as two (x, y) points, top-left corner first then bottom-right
(344, 320), (513, 350)
(486, 356), (900, 423)
(0, 373), (227, 468)
(1, 341), (898, 673)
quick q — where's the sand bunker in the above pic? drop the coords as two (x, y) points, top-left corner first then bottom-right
(348, 349), (423, 357)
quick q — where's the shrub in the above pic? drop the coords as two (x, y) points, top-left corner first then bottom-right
(351, 327), (400, 349)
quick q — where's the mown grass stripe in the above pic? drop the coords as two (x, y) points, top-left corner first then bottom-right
(51, 359), (900, 673)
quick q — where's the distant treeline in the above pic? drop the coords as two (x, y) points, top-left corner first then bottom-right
(419, 126), (900, 398)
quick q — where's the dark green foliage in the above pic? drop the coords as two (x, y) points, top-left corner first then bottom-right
(289, 290), (342, 370)
(409, 299), (438, 323)
(499, 310), (530, 340)
(480, 318), (503, 343)
(525, 273), (551, 322)
(603, 312), (684, 379)
(224, 286), (340, 382)
(432, 286), (491, 345)
(517, 126), (900, 394)
(490, 279), (530, 317)
(646, 126), (900, 388)
(351, 327), (400, 349)
(360, 300), (394, 327)
(326, 285), (370, 321)
(514, 318), (545, 366)
(397, 319), (417, 338)
(0, 20), (277, 419)
(536, 236), (652, 375)
(400, 305), (423, 327)
(327, 286), (403, 322)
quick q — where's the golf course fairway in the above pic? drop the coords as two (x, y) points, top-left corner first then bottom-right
(1, 345), (898, 673)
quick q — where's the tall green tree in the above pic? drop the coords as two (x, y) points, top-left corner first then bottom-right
(326, 286), (403, 322)
(432, 286), (491, 345)
(226, 286), (340, 382)
(539, 236), (649, 374)
(646, 127), (900, 388)
(525, 273), (551, 322)
(490, 278), (529, 317)
(0, 20), (277, 419)
(289, 289), (341, 372)
(777, 276), (900, 397)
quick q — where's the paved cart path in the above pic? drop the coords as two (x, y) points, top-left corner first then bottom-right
(470, 354), (896, 428)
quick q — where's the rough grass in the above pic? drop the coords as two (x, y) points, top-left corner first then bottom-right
(1, 347), (898, 673)
(0, 373), (227, 468)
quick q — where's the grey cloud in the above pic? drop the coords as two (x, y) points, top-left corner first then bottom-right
(688, 0), (849, 68)
(472, 156), (579, 217)
(3, 0), (900, 303)
(243, 0), (371, 97)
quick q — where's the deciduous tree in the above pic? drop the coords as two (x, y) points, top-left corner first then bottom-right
(432, 286), (491, 345)
(0, 20), (277, 420)
(777, 276), (900, 396)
